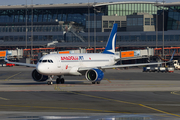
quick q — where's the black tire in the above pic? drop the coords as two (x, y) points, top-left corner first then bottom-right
(47, 81), (51, 85)
(60, 78), (65, 84)
(97, 81), (101, 84)
(56, 78), (60, 84)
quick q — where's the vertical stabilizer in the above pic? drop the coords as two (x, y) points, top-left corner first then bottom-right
(103, 23), (117, 54)
(5, 50), (8, 61)
(170, 50), (176, 62)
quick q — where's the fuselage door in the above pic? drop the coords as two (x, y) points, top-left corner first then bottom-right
(56, 56), (61, 68)
(79, 56), (84, 66)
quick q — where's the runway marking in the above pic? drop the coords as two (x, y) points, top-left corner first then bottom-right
(0, 97), (9, 100)
(104, 78), (111, 83)
(4, 72), (22, 81)
(58, 90), (180, 118)
(54, 84), (74, 90)
(0, 104), (129, 113)
(171, 91), (180, 96)
(52, 85), (180, 118)
(139, 104), (180, 118)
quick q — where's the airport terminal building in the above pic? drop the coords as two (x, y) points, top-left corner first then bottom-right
(0, 1), (180, 50)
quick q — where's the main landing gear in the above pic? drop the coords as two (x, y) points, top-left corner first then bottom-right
(56, 76), (65, 84)
(92, 81), (101, 84)
(47, 75), (65, 85)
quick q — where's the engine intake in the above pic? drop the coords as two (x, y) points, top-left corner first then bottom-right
(85, 69), (104, 82)
(32, 69), (48, 82)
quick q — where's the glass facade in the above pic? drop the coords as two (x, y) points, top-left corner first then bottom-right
(2, 35), (64, 42)
(0, 8), (97, 26)
(86, 21), (102, 28)
(108, 3), (160, 16)
(145, 18), (150, 25)
(0, 2), (180, 47)
(127, 18), (143, 26)
(167, 7), (180, 30)
(0, 25), (62, 32)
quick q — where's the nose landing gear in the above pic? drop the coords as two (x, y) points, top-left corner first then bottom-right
(47, 75), (54, 85)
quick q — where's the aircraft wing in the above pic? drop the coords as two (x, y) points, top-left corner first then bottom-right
(4, 51), (36, 67)
(5, 59), (36, 67)
(78, 62), (163, 71)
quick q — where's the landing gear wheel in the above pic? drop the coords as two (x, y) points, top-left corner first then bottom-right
(92, 81), (101, 84)
(47, 81), (53, 85)
(56, 78), (61, 84)
(60, 78), (65, 84)
(97, 81), (101, 84)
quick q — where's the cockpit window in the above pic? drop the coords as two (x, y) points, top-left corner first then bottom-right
(39, 59), (53, 63)
(42, 60), (47, 63)
(48, 60), (53, 63)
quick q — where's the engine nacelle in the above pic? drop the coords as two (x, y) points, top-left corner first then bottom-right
(85, 69), (104, 82)
(32, 69), (48, 82)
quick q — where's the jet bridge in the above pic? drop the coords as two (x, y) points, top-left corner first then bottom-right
(0, 49), (23, 60)
(120, 48), (154, 60)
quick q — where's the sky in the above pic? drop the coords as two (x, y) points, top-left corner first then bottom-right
(0, 0), (179, 6)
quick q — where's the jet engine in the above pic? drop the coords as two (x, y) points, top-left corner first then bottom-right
(85, 69), (104, 82)
(32, 69), (48, 82)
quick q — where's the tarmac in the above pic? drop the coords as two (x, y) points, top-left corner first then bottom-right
(0, 66), (180, 120)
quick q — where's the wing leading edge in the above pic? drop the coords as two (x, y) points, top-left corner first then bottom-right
(5, 60), (36, 67)
(4, 50), (36, 67)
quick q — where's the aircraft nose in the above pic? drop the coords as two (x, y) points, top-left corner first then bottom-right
(36, 64), (44, 74)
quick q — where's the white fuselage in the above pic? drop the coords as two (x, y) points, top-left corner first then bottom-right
(36, 53), (118, 76)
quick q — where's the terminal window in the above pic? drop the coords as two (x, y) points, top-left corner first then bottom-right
(103, 21), (108, 28)
(109, 21), (114, 28)
(145, 18), (150, 25)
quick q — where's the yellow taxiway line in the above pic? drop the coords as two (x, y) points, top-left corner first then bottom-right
(54, 85), (180, 118)
(4, 72), (22, 81)
(0, 97), (9, 100)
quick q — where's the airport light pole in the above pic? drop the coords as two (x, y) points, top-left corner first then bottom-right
(31, 0), (34, 64)
(88, 0), (90, 48)
(26, 0), (27, 49)
(156, 0), (158, 48)
(94, 1), (96, 53)
(162, 0), (165, 65)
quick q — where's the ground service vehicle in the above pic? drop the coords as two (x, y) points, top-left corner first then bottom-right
(173, 60), (180, 70)
(6, 63), (15, 67)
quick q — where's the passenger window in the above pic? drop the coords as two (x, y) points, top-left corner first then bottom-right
(39, 60), (42, 63)
(50, 60), (53, 63)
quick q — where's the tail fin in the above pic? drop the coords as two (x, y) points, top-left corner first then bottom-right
(169, 50), (176, 62)
(4, 50), (8, 62)
(103, 23), (117, 54)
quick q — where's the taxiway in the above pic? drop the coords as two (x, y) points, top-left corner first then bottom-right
(0, 66), (180, 120)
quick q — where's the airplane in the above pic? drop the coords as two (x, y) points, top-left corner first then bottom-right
(156, 50), (176, 62)
(5, 23), (168, 85)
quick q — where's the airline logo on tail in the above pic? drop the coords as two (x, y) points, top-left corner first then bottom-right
(103, 23), (117, 54)
(170, 50), (176, 61)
